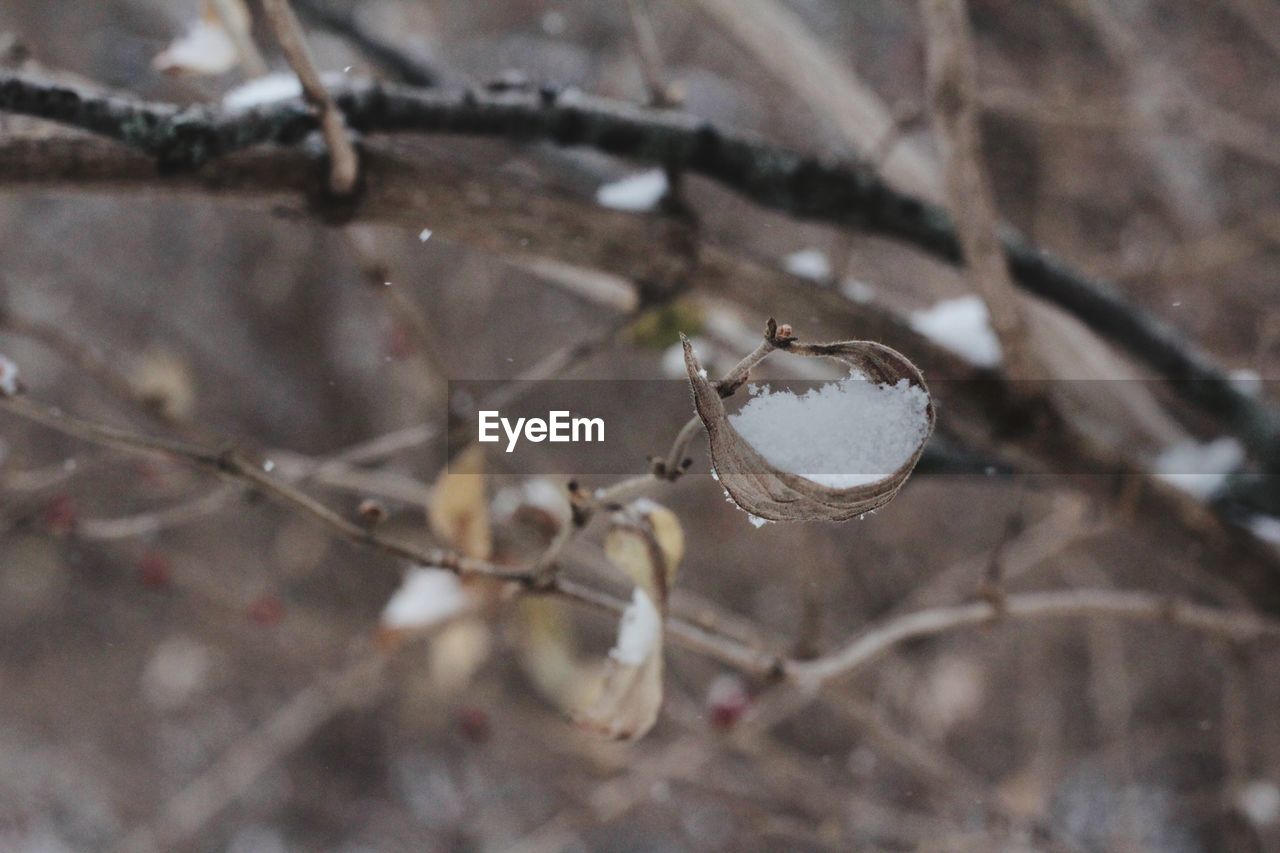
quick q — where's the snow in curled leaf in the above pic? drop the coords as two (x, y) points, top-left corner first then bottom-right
(682, 332), (935, 523)
(610, 587), (662, 666)
(596, 169), (668, 212)
(575, 587), (665, 740)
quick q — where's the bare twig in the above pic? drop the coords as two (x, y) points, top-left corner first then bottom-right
(686, 0), (940, 200)
(919, 0), (1036, 381)
(625, 0), (680, 108)
(290, 0), (439, 86)
(785, 588), (1280, 687)
(260, 0), (359, 195)
(3, 389), (1279, 702)
(208, 0), (269, 76)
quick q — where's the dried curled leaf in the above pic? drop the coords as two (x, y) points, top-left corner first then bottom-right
(683, 331), (934, 523)
(575, 588), (665, 740)
(602, 498), (684, 597)
(575, 500), (683, 740)
(514, 597), (598, 713)
(428, 444), (492, 560)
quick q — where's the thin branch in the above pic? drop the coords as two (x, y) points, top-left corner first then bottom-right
(785, 588), (1280, 687)
(290, 0), (439, 86)
(919, 0), (1036, 381)
(0, 393), (523, 581)
(208, 0), (269, 77)
(4, 390), (1279, 693)
(1, 72), (1272, 466)
(260, 0), (359, 195)
(685, 0), (940, 200)
(625, 0), (679, 108)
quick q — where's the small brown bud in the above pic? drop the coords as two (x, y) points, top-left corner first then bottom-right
(357, 498), (388, 525)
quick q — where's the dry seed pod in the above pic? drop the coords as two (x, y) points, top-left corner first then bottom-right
(682, 332), (934, 523)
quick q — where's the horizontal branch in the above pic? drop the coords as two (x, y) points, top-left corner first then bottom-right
(0, 70), (1275, 465)
(6, 387), (1280, 685)
(786, 587), (1280, 687)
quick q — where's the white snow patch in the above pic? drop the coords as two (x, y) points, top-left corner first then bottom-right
(542, 10), (567, 35)
(596, 169), (668, 212)
(746, 514), (771, 528)
(154, 19), (239, 76)
(729, 377), (931, 489)
(629, 497), (663, 516)
(611, 588), (661, 666)
(381, 567), (469, 630)
(1153, 437), (1244, 499)
(1239, 780), (1280, 827)
(0, 354), (20, 397)
(840, 278), (876, 303)
(223, 71), (348, 110)
(1229, 368), (1262, 397)
(1248, 515), (1280, 545)
(418, 228), (433, 242)
(142, 636), (213, 710)
(493, 478), (571, 526)
(909, 295), (1002, 368)
(784, 249), (832, 282)
(223, 72), (303, 109)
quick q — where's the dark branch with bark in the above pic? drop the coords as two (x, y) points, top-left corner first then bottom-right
(0, 68), (1276, 471)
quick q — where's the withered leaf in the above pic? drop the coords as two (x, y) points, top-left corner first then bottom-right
(682, 333), (935, 523)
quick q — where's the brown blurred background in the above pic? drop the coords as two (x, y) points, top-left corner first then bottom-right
(1, 0), (1280, 850)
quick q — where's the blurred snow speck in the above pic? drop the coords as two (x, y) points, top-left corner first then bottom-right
(153, 18), (238, 76)
(380, 567), (469, 631)
(0, 353), (20, 396)
(1153, 436), (1244, 500)
(596, 169), (668, 212)
(840, 278), (876, 304)
(783, 248), (831, 282)
(541, 10), (567, 36)
(1238, 779), (1280, 827)
(1229, 367), (1262, 397)
(222, 73), (302, 110)
(909, 295), (1003, 368)
(141, 636), (214, 711)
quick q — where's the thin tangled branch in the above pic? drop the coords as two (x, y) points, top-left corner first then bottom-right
(0, 71), (1274, 471)
(920, 0), (1036, 381)
(2, 386), (1278, 690)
